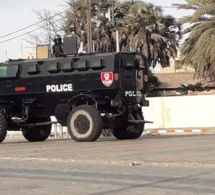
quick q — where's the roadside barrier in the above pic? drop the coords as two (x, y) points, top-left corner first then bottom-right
(143, 128), (212, 136)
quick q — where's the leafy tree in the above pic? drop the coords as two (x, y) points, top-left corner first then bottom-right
(114, 1), (182, 67)
(25, 9), (65, 52)
(65, 0), (181, 68)
(146, 70), (161, 97)
(174, 0), (215, 79)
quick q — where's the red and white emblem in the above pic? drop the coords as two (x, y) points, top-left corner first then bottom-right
(100, 72), (113, 87)
(114, 73), (119, 81)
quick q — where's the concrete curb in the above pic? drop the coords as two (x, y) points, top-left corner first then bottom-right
(143, 128), (215, 136)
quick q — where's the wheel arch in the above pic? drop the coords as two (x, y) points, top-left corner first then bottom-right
(67, 94), (100, 107)
(55, 94), (102, 127)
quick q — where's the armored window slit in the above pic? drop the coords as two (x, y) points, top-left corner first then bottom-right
(27, 63), (40, 75)
(61, 61), (74, 72)
(48, 62), (60, 73)
(89, 59), (104, 70)
(122, 58), (134, 69)
(75, 60), (88, 71)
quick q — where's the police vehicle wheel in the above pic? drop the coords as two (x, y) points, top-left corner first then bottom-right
(112, 123), (144, 140)
(22, 118), (51, 142)
(67, 105), (103, 142)
(0, 112), (7, 143)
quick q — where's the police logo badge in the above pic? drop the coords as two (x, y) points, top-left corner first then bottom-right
(100, 72), (113, 87)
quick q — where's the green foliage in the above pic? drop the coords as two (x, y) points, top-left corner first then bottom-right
(65, 0), (181, 68)
(174, 0), (215, 79)
(147, 71), (161, 97)
(177, 82), (208, 95)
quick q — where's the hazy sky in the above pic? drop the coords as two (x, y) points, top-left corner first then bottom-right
(0, 0), (192, 61)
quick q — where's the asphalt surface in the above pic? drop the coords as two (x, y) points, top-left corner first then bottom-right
(0, 135), (215, 194)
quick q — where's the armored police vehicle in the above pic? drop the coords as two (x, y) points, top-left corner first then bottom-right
(0, 38), (150, 143)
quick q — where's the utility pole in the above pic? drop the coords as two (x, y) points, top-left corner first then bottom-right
(21, 45), (23, 58)
(111, 5), (119, 52)
(5, 51), (7, 61)
(86, 0), (92, 53)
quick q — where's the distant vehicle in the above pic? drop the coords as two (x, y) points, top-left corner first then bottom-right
(0, 38), (150, 143)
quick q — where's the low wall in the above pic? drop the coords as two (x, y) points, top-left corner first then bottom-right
(143, 95), (215, 130)
(7, 95), (214, 140)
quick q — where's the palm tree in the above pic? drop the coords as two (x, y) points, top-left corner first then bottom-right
(174, 0), (215, 79)
(64, 0), (181, 68)
(115, 1), (181, 67)
(65, 0), (116, 51)
(64, 0), (88, 49)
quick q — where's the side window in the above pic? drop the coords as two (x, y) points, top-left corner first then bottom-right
(0, 64), (20, 78)
(0, 66), (7, 77)
(89, 59), (104, 70)
(75, 60), (88, 71)
(27, 63), (40, 74)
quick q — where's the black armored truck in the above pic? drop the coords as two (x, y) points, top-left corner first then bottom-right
(0, 39), (150, 143)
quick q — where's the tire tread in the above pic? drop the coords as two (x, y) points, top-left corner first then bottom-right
(0, 112), (7, 143)
(22, 117), (51, 142)
(68, 105), (103, 142)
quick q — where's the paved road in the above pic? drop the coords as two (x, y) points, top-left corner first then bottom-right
(0, 135), (215, 194)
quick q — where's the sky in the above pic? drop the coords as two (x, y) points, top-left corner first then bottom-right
(0, 0), (193, 62)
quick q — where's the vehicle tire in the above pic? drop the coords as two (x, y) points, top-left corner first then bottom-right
(112, 111), (144, 140)
(67, 105), (103, 142)
(22, 117), (51, 142)
(0, 112), (7, 143)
